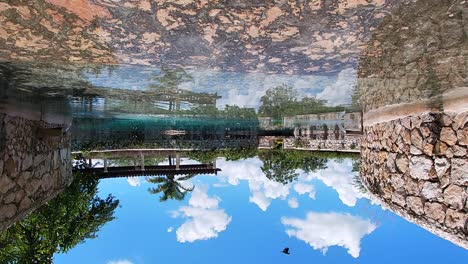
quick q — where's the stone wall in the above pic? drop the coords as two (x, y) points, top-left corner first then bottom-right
(357, 0), (467, 111)
(258, 135), (361, 152)
(0, 113), (73, 232)
(284, 135), (361, 152)
(360, 111), (468, 248)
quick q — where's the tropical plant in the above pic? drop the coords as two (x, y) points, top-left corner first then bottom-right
(147, 174), (196, 202)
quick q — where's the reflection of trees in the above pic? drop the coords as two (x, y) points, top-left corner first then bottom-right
(184, 104), (258, 120)
(188, 148), (258, 163)
(147, 174), (196, 202)
(0, 171), (119, 263)
(258, 150), (328, 185)
(258, 85), (347, 123)
(148, 66), (193, 91)
(351, 159), (367, 194)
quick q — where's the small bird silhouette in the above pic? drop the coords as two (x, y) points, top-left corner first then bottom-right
(282, 247), (290, 254)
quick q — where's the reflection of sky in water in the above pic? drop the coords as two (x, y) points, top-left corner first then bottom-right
(85, 67), (356, 109)
(55, 158), (468, 264)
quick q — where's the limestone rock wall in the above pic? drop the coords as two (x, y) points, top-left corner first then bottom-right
(0, 113), (72, 232)
(357, 0), (467, 111)
(284, 136), (361, 152)
(360, 111), (468, 248)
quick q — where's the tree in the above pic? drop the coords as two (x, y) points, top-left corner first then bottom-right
(148, 66), (193, 90)
(258, 85), (348, 124)
(259, 84), (298, 122)
(0, 172), (119, 263)
(147, 174), (196, 202)
(258, 150), (328, 185)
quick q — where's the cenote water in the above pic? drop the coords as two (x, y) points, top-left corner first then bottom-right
(1, 0), (467, 263)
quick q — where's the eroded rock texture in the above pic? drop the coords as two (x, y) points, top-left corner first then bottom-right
(0, 0), (402, 74)
(0, 114), (72, 232)
(361, 111), (468, 248)
(357, 0), (467, 110)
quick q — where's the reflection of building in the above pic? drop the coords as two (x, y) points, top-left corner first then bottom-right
(73, 87), (220, 114)
(283, 112), (362, 132)
(71, 115), (258, 151)
(258, 112), (363, 152)
(76, 151), (220, 179)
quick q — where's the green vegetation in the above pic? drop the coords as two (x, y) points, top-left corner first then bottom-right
(148, 66), (193, 90)
(187, 148), (258, 163)
(0, 170), (119, 263)
(258, 149), (329, 184)
(185, 105), (258, 120)
(147, 174), (196, 202)
(351, 159), (367, 194)
(258, 85), (348, 123)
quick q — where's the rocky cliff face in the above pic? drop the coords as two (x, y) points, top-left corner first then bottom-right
(357, 0), (467, 111)
(0, 114), (72, 232)
(0, 0), (402, 74)
(360, 111), (468, 248)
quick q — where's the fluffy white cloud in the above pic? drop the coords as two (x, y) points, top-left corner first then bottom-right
(288, 197), (299, 209)
(127, 177), (141, 187)
(316, 68), (356, 106)
(107, 260), (133, 264)
(249, 191), (271, 211)
(216, 158), (290, 211)
(189, 186), (220, 209)
(298, 159), (364, 207)
(293, 183), (316, 199)
(174, 185), (231, 243)
(282, 212), (377, 258)
(167, 227), (174, 233)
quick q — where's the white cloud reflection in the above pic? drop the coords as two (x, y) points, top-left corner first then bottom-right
(281, 212), (377, 258)
(316, 68), (356, 106)
(173, 185), (231, 243)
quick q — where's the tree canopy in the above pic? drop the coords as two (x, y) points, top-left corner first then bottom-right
(148, 66), (193, 90)
(0, 172), (119, 263)
(258, 150), (328, 184)
(258, 85), (349, 122)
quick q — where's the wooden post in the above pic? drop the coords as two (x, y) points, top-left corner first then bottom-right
(140, 152), (145, 171)
(176, 153), (180, 170)
(104, 158), (108, 173)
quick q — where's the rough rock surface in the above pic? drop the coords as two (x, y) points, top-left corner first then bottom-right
(0, 113), (72, 232)
(357, 0), (467, 111)
(361, 111), (468, 249)
(0, 0), (402, 75)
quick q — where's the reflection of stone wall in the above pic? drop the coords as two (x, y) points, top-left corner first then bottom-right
(357, 0), (467, 111)
(0, 114), (72, 232)
(361, 111), (468, 248)
(0, 0), (398, 74)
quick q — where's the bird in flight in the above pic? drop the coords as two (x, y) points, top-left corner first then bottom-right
(282, 247), (290, 255)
